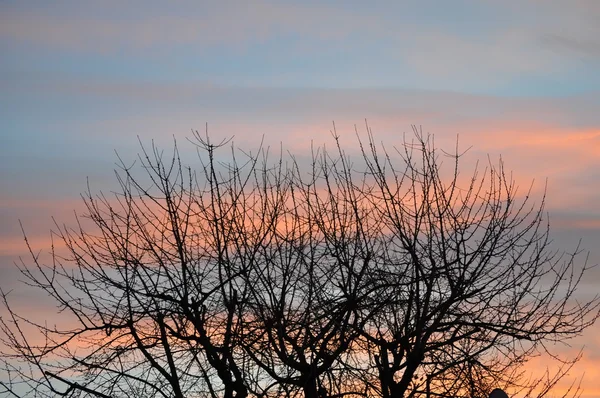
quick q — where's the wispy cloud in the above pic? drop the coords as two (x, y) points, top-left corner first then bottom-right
(0, 1), (377, 53)
(2, 1), (599, 92)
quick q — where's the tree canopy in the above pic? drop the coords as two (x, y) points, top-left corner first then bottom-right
(1, 127), (598, 398)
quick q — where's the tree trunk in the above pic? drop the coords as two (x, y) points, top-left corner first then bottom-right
(303, 377), (319, 398)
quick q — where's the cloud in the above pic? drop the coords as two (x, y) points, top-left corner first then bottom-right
(542, 34), (600, 59)
(0, 1), (378, 54)
(2, 0), (598, 90)
(7, 78), (599, 196)
(522, 350), (600, 398)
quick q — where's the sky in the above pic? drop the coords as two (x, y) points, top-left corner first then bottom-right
(1, 1), (599, 396)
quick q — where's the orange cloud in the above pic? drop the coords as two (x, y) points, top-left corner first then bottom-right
(520, 351), (600, 398)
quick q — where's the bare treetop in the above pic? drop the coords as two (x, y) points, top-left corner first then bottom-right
(1, 127), (598, 398)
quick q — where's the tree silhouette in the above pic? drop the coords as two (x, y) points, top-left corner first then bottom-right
(1, 127), (598, 398)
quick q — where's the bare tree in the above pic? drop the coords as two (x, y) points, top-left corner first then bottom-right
(1, 126), (598, 398)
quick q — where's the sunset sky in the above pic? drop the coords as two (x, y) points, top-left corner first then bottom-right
(1, 1), (599, 396)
